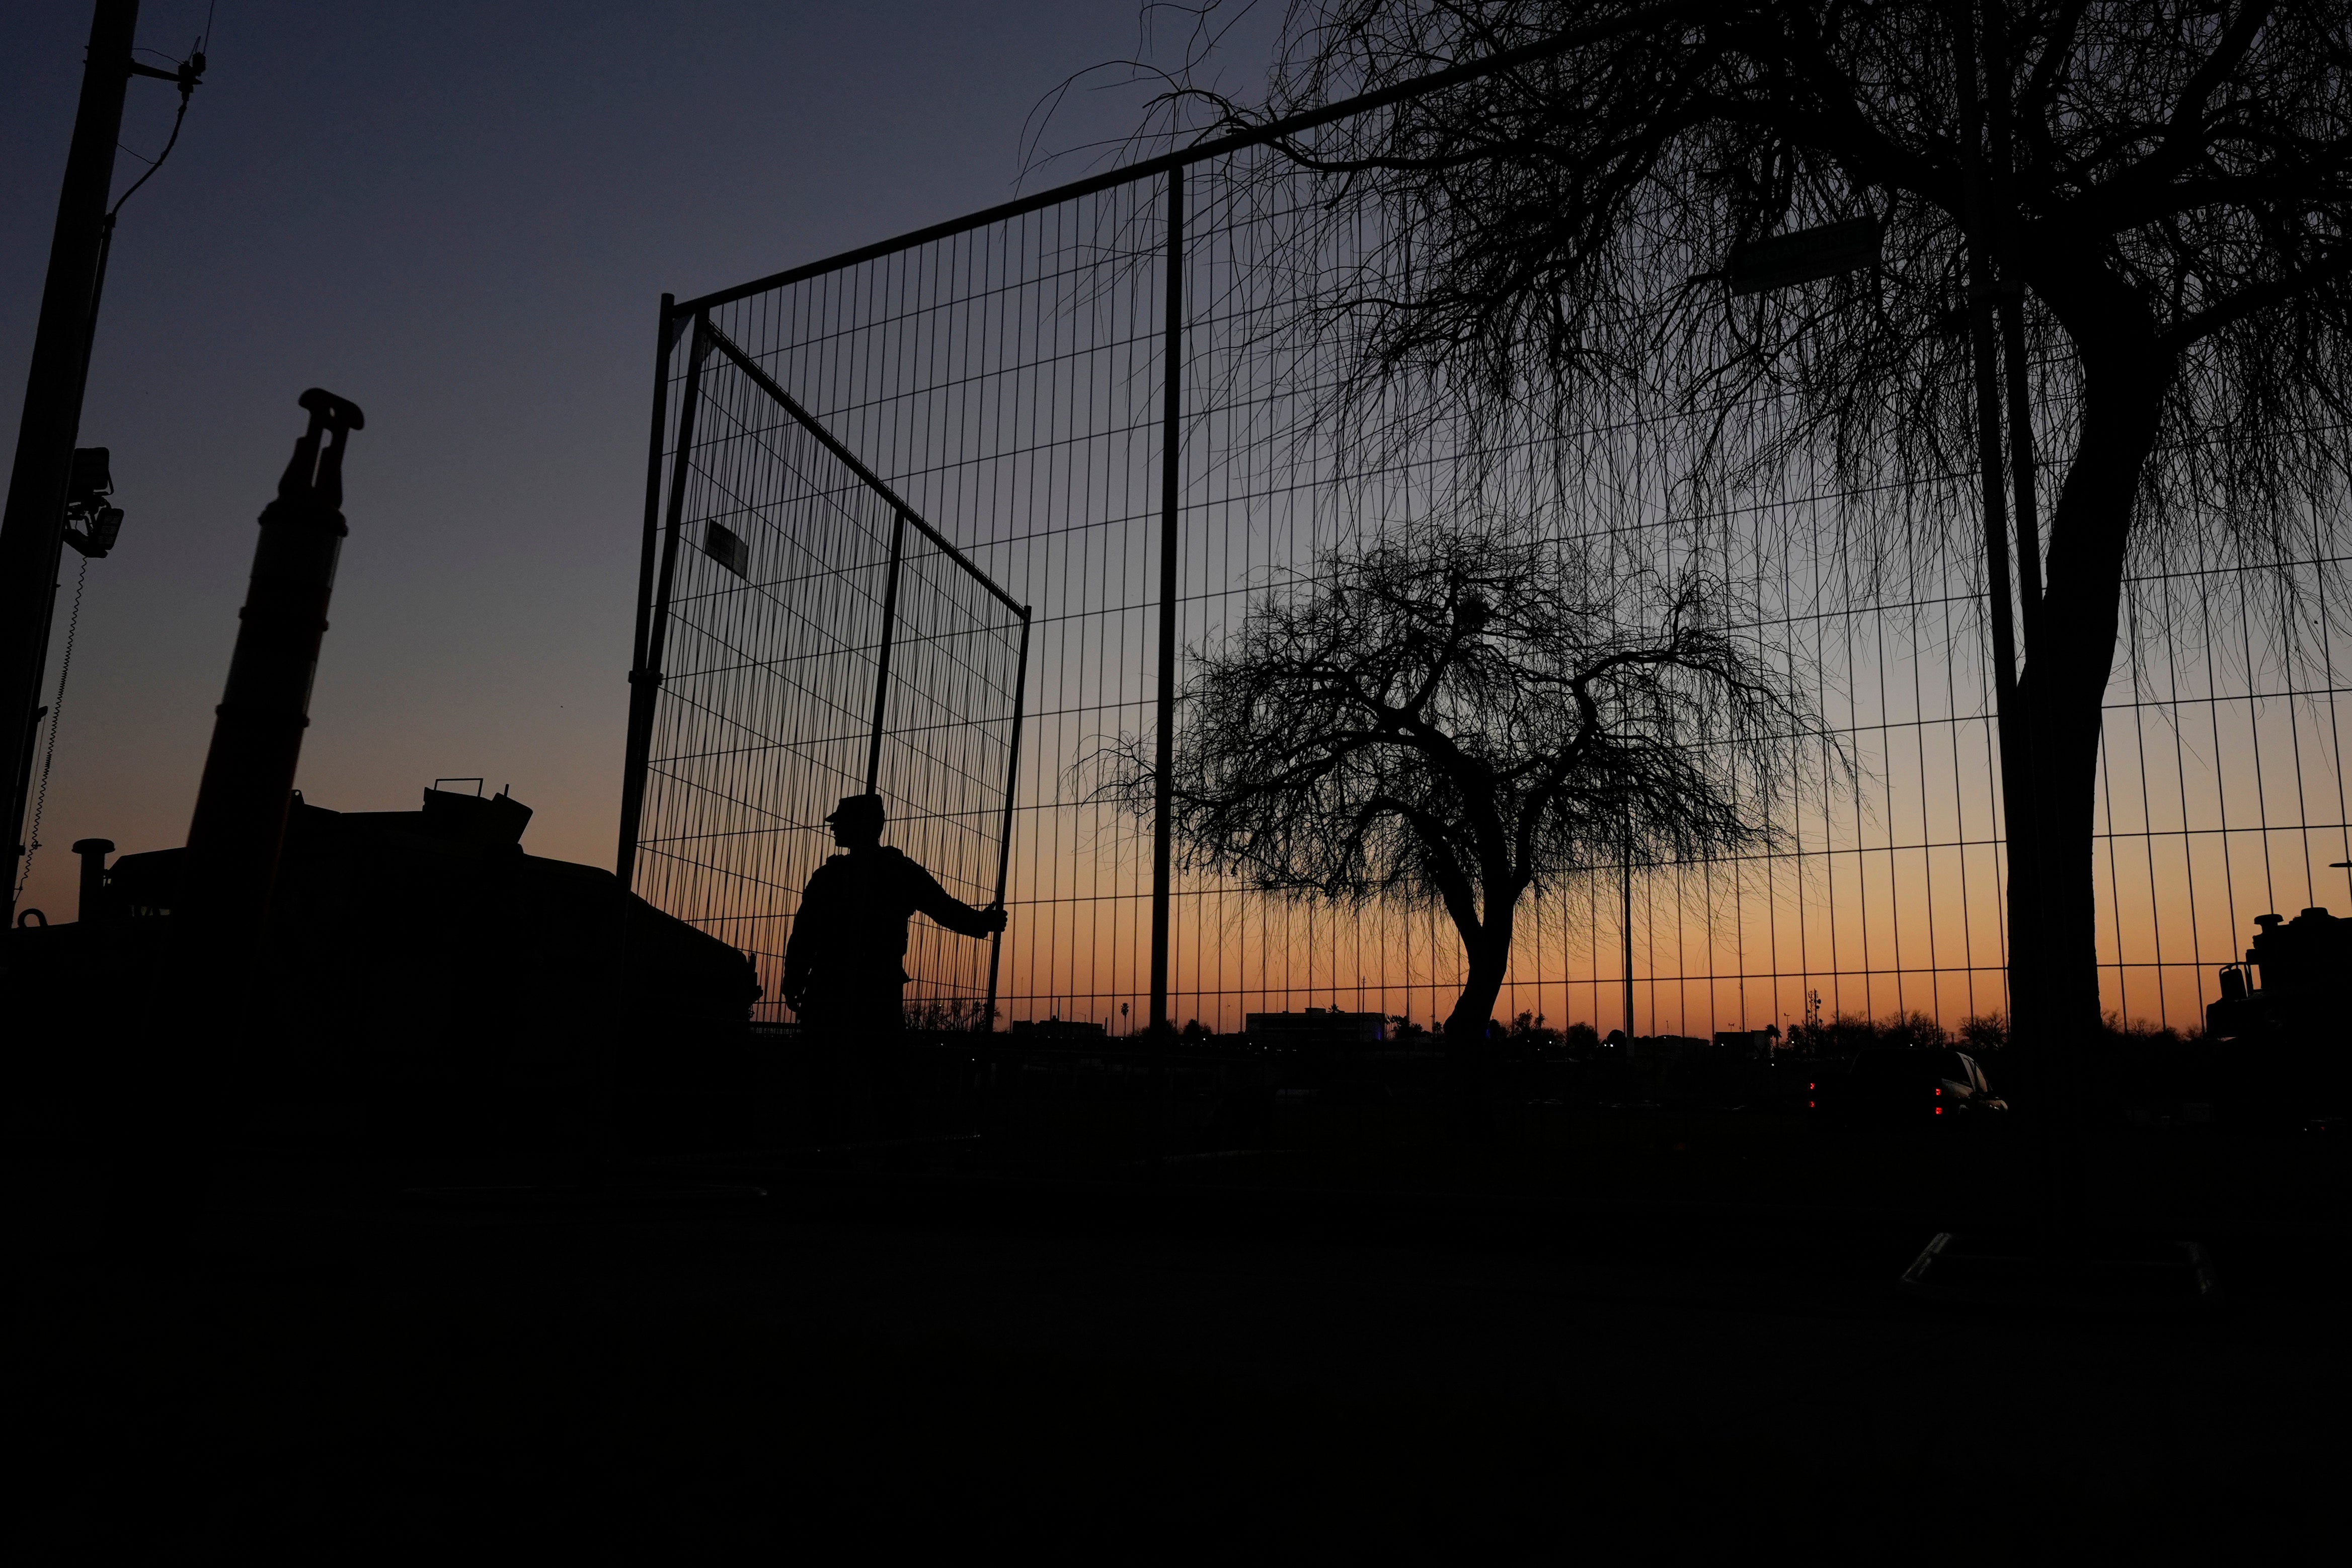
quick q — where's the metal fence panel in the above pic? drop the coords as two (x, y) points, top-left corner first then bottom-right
(625, 132), (2352, 1043)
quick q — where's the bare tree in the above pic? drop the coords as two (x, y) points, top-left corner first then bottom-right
(1102, 521), (1822, 1039)
(1160, 2), (2352, 1060)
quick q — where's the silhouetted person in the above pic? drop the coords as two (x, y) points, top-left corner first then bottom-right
(783, 793), (1004, 1136)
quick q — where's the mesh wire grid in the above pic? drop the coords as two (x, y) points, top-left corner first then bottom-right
(629, 319), (1027, 1026)
(626, 141), (2352, 1041)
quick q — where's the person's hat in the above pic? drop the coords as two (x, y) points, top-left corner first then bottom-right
(826, 793), (886, 828)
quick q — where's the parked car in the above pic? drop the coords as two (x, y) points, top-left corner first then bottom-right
(1818, 1048), (2006, 1123)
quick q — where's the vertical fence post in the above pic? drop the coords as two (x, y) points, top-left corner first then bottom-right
(1962, 0), (2079, 1235)
(1984, 0), (2049, 1032)
(1984, 1), (2042, 656)
(1953, 1), (2027, 1010)
(616, 294), (677, 884)
(1622, 836), (1635, 1043)
(985, 610), (1033, 1031)
(616, 309), (710, 893)
(1150, 168), (1186, 1038)
(865, 508), (909, 796)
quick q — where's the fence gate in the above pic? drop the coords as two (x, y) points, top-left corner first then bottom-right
(619, 312), (1031, 1029)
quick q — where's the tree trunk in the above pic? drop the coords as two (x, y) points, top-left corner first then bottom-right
(1444, 901), (1515, 1042)
(1439, 897), (1514, 1138)
(2009, 338), (2169, 1086)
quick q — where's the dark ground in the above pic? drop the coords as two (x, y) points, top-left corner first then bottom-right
(5, 1088), (2345, 1560)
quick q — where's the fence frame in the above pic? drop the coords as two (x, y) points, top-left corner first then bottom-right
(617, 311), (1034, 1022)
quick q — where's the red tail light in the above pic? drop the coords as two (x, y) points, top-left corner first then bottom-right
(1935, 1107), (1943, 1115)
(1935, 1087), (1942, 1096)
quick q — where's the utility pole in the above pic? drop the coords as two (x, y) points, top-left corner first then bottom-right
(1, 0), (141, 924)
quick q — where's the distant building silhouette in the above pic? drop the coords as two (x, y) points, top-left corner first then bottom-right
(1010, 1017), (1108, 1042)
(10, 783), (760, 1143)
(1245, 1008), (1386, 1058)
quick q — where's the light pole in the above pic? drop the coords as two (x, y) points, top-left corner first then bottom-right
(1, 1), (203, 925)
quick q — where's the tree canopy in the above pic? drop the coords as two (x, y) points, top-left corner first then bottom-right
(1104, 520), (1821, 1035)
(1217, 2), (2352, 531)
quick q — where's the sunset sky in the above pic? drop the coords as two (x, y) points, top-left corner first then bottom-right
(10, 4), (2343, 1038)
(3, 2), (1261, 918)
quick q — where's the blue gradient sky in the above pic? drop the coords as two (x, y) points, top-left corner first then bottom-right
(4, 2), (1271, 917)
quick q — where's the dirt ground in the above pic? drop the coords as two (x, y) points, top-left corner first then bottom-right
(6, 1115), (2344, 1559)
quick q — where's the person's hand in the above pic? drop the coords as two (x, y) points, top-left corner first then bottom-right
(982, 905), (1008, 935)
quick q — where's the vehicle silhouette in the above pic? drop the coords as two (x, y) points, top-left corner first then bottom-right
(1816, 1047), (2006, 1125)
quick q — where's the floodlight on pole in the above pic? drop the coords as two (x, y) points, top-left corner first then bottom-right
(1724, 218), (1883, 296)
(2, 0), (206, 924)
